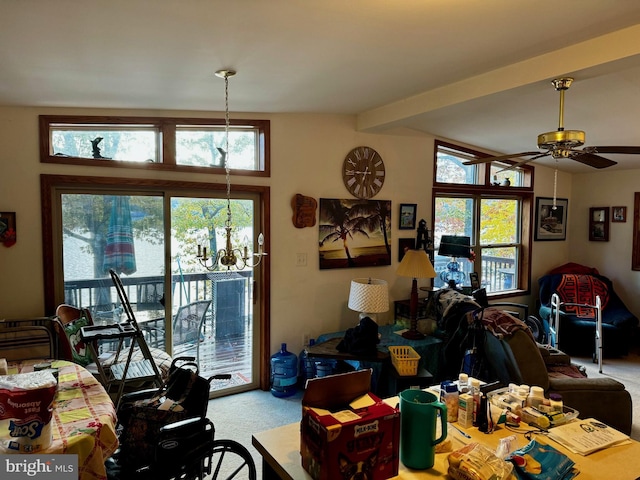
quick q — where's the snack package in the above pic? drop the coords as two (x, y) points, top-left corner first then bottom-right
(0, 370), (57, 453)
(507, 439), (578, 480)
(447, 442), (516, 480)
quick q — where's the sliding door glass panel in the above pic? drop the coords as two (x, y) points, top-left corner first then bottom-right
(61, 193), (165, 340)
(171, 196), (258, 395)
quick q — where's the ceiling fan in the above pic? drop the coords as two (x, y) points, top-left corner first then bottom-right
(464, 77), (640, 170)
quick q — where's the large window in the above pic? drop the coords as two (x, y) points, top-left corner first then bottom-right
(433, 141), (533, 295)
(40, 115), (270, 176)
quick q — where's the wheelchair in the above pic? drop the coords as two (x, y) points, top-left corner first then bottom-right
(107, 357), (257, 480)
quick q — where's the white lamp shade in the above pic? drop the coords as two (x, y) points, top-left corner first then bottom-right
(348, 278), (389, 314)
(396, 249), (437, 279)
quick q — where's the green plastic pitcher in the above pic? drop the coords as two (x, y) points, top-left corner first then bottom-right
(399, 389), (448, 470)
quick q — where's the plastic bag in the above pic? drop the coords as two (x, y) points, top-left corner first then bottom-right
(447, 442), (515, 480)
(507, 439), (578, 480)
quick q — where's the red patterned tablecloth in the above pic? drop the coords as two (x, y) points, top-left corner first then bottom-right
(7, 359), (119, 480)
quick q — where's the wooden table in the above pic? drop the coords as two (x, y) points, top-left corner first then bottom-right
(4, 359), (119, 480)
(252, 394), (640, 480)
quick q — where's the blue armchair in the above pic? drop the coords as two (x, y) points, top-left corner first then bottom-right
(538, 269), (638, 357)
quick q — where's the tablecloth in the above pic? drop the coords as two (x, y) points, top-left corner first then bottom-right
(6, 359), (119, 480)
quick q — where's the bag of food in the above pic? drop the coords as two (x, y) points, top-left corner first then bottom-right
(447, 442), (516, 480)
(0, 370), (57, 453)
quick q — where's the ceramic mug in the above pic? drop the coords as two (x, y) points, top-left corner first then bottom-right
(399, 389), (447, 470)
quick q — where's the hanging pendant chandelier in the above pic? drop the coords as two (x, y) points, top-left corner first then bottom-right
(196, 69), (267, 271)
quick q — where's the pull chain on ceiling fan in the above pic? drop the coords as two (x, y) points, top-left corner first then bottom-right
(464, 77), (640, 170)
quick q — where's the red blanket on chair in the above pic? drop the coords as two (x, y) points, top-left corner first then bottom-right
(557, 274), (609, 318)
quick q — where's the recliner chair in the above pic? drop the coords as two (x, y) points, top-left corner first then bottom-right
(538, 264), (638, 357)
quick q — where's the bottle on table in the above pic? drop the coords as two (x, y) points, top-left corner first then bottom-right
(443, 382), (459, 422)
(470, 378), (481, 426)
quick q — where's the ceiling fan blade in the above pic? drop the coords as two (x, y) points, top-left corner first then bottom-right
(497, 152), (551, 172)
(463, 151), (541, 166)
(571, 152), (617, 169)
(587, 146), (640, 155)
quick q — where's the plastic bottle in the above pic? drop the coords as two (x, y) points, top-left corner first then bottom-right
(298, 338), (316, 388)
(458, 373), (469, 394)
(444, 382), (459, 422)
(527, 386), (545, 408)
(549, 393), (563, 412)
(471, 378), (481, 426)
(270, 343), (298, 398)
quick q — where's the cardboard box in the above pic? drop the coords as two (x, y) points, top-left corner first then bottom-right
(300, 370), (400, 480)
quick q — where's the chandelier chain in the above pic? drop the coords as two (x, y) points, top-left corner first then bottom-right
(224, 72), (232, 229)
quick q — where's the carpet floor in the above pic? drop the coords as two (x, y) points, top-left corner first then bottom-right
(206, 388), (303, 479)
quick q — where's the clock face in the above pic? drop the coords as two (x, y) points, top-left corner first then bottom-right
(342, 146), (385, 199)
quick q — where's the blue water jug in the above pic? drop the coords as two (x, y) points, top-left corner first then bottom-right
(299, 339), (316, 388)
(270, 343), (298, 398)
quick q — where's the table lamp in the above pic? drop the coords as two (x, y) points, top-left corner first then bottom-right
(396, 249), (436, 339)
(348, 278), (389, 323)
(438, 235), (471, 288)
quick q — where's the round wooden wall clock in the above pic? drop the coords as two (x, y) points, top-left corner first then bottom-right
(342, 146), (385, 199)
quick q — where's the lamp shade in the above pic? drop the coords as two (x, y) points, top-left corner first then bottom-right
(438, 235), (471, 259)
(396, 249), (437, 279)
(348, 278), (389, 314)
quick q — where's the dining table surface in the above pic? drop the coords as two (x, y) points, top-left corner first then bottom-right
(5, 359), (119, 480)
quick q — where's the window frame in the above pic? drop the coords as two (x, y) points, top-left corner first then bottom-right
(39, 115), (270, 177)
(432, 140), (534, 298)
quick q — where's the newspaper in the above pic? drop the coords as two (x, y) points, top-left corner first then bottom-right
(547, 418), (630, 455)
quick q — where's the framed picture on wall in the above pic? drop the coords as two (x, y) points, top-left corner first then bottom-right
(589, 207), (609, 241)
(399, 204), (417, 230)
(612, 206), (627, 222)
(398, 238), (415, 262)
(534, 197), (568, 241)
(0, 211), (16, 247)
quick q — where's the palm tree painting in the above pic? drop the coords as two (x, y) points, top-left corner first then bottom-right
(319, 198), (391, 269)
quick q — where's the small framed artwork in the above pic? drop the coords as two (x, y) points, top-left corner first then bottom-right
(469, 272), (480, 290)
(612, 206), (627, 223)
(398, 238), (415, 262)
(589, 207), (609, 241)
(0, 211), (16, 247)
(534, 197), (568, 241)
(399, 203), (417, 230)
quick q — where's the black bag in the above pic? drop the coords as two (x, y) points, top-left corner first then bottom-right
(336, 317), (380, 356)
(117, 359), (212, 471)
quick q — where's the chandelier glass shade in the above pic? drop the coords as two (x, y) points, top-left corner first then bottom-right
(196, 69), (267, 271)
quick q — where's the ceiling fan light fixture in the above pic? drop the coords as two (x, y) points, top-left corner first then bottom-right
(537, 129), (585, 150)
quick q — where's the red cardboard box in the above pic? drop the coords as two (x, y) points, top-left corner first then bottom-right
(300, 370), (400, 480)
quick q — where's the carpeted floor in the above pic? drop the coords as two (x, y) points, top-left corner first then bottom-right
(572, 342), (640, 441)
(206, 388), (303, 479)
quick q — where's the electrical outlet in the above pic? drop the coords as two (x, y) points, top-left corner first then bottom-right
(296, 252), (307, 266)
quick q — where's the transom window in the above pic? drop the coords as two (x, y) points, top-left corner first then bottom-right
(40, 115), (270, 176)
(433, 141), (534, 295)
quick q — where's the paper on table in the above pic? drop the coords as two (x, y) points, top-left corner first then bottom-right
(547, 418), (630, 455)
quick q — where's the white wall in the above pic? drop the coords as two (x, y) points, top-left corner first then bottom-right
(569, 169), (640, 314)
(0, 106), (576, 357)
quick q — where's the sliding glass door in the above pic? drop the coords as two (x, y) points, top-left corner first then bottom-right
(57, 187), (262, 396)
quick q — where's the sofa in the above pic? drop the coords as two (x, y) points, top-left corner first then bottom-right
(538, 263), (639, 357)
(433, 290), (633, 434)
